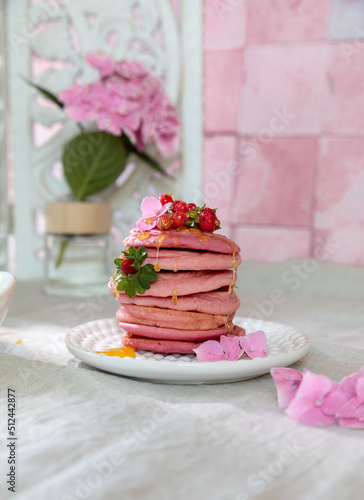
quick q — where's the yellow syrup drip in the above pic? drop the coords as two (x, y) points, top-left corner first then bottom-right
(172, 236), (179, 246)
(137, 232), (150, 240)
(15, 340), (23, 345)
(198, 233), (210, 242)
(180, 227), (210, 243)
(172, 286), (178, 304)
(173, 261), (178, 272)
(95, 347), (136, 358)
(225, 321), (234, 335)
(209, 233), (240, 295)
(114, 290), (120, 299)
(144, 216), (155, 225)
(154, 232), (170, 272)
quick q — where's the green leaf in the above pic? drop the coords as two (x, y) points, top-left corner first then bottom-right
(125, 279), (137, 298)
(21, 76), (64, 108)
(117, 277), (128, 291)
(62, 131), (128, 201)
(135, 246), (147, 264)
(128, 246), (136, 258)
(121, 133), (171, 177)
(137, 275), (151, 290)
(139, 264), (158, 283)
(114, 258), (122, 267)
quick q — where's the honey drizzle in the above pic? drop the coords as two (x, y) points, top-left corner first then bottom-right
(95, 347), (136, 358)
(172, 236), (179, 246)
(137, 232), (150, 240)
(172, 286), (178, 304)
(154, 232), (170, 272)
(209, 233), (239, 294)
(114, 290), (120, 299)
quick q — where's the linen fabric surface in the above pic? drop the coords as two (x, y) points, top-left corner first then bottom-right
(0, 259), (364, 500)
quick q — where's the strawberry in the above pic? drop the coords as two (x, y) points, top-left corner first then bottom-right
(120, 259), (137, 275)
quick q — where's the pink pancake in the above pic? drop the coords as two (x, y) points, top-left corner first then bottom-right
(112, 270), (234, 298)
(116, 304), (228, 330)
(123, 229), (240, 254)
(122, 334), (202, 354)
(122, 325), (246, 354)
(116, 290), (240, 315)
(139, 248), (242, 271)
(119, 321), (230, 341)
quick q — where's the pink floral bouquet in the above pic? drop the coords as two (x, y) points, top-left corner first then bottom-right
(26, 52), (180, 201)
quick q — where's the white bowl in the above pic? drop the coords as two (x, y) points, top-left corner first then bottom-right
(0, 272), (16, 328)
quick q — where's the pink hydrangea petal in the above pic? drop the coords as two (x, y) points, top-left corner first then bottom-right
(239, 331), (267, 359)
(86, 52), (114, 77)
(65, 105), (95, 123)
(193, 340), (224, 362)
(336, 397), (364, 419)
(338, 417), (364, 429)
(220, 335), (243, 361)
(270, 368), (303, 410)
(59, 84), (89, 104)
(136, 218), (157, 231)
(285, 371), (337, 424)
(140, 197), (162, 218)
(300, 407), (336, 427)
(321, 390), (351, 416)
(338, 367), (364, 397)
(355, 377), (364, 400)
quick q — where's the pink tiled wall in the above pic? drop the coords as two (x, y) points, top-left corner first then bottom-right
(203, 0), (364, 266)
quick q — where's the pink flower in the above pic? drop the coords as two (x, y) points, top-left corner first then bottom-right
(58, 53), (180, 157)
(136, 197), (171, 231)
(336, 369), (364, 429)
(284, 370), (340, 427)
(193, 336), (242, 362)
(270, 368), (303, 410)
(238, 330), (267, 359)
(194, 331), (268, 362)
(141, 95), (180, 157)
(86, 52), (114, 78)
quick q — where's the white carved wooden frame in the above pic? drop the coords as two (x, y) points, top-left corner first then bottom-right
(6, 0), (203, 279)
(0, 0), (8, 271)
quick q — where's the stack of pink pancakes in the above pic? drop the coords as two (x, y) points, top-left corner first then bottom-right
(109, 228), (242, 354)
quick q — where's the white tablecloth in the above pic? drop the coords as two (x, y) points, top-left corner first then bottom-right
(1, 259), (364, 500)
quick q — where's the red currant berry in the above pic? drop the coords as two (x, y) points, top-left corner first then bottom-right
(159, 193), (174, 206)
(157, 215), (174, 230)
(172, 200), (182, 212)
(172, 211), (187, 227)
(120, 259), (137, 275)
(187, 203), (197, 211)
(198, 209), (217, 232)
(174, 201), (189, 213)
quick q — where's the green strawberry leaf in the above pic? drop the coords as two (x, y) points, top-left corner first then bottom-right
(117, 277), (128, 291)
(128, 247), (136, 258)
(135, 247), (147, 264)
(114, 258), (122, 267)
(125, 279), (137, 298)
(137, 275), (151, 290)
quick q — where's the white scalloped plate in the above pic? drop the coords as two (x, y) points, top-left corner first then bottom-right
(65, 317), (310, 385)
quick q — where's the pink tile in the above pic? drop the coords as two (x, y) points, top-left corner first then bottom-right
(314, 138), (364, 266)
(322, 45), (364, 133)
(204, 50), (244, 133)
(246, 0), (330, 42)
(238, 45), (328, 135)
(232, 226), (311, 262)
(232, 137), (317, 227)
(203, 135), (237, 222)
(204, 0), (246, 50)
